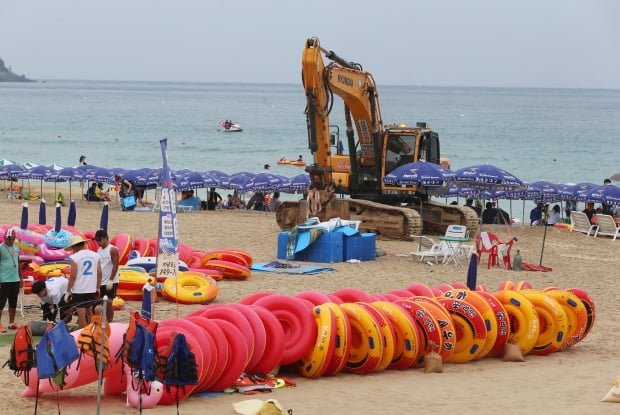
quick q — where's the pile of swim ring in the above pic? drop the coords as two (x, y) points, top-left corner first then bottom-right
(1, 221), (254, 305)
(18, 280), (595, 408)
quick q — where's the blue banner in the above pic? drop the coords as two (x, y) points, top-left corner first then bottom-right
(156, 138), (179, 281)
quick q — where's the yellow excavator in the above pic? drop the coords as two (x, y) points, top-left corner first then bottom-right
(276, 37), (479, 239)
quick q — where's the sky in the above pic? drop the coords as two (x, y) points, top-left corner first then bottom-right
(1, 0), (619, 89)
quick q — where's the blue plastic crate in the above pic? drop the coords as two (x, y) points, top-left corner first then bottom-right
(343, 232), (376, 261)
(307, 231), (344, 263)
(277, 231), (307, 261)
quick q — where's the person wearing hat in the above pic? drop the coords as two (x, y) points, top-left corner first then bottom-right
(0, 228), (23, 332)
(31, 277), (73, 323)
(263, 164), (271, 173)
(94, 229), (119, 300)
(65, 234), (102, 328)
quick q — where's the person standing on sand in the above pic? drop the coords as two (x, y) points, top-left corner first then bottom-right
(0, 228), (23, 332)
(79, 155), (87, 189)
(65, 235), (102, 328)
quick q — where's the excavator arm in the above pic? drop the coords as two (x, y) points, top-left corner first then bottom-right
(302, 37), (383, 190)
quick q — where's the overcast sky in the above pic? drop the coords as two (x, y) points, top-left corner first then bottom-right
(1, 0), (618, 88)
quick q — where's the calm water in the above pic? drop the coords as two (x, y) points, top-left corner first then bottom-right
(1, 80), (619, 187)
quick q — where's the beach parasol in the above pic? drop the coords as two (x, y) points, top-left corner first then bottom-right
(576, 184), (620, 206)
(520, 181), (561, 267)
(67, 200), (77, 226)
(384, 161), (455, 246)
(610, 172), (620, 182)
(382, 160), (454, 187)
(466, 252), (479, 290)
(55, 203), (62, 233)
(38, 199), (47, 225)
(247, 172), (287, 193)
(20, 202), (28, 230)
(100, 202), (109, 232)
(451, 164), (523, 190)
(48, 167), (83, 201)
(278, 173), (311, 193)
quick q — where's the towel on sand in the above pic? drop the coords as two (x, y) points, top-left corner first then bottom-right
(251, 261), (335, 275)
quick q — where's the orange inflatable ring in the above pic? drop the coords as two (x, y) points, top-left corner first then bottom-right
(442, 289), (498, 360)
(222, 248), (253, 267)
(205, 319), (249, 392)
(131, 238), (151, 257)
(200, 250), (249, 267)
(475, 290), (511, 356)
(110, 233), (132, 265)
(340, 302), (383, 374)
(356, 302), (395, 372)
(409, 296), (456, 363)
(202, 259), (251, 280)
(298, 304), (337, 378)
(248, 305), (286, 375)
(437, 297), (488, 363)
(405, 283), (436, 298)
(184, 316), (228, 393)
(393, 299), (443, 367)
(565, 287), (596, 340)
(253, 294), (316, 366)
(542, 288), (588, 350)
(372, 301), (421, 370)
(518, 289), (568, 356)
(323, 303), (351, 376)
(492, 290), (540, 356)
(228, 303), (268, 373)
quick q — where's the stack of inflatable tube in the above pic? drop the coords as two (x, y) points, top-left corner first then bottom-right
(19, 280), (595, 408)
(199, 249), (252, 280)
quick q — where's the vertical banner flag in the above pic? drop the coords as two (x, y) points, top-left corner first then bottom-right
(156, 138), (179, 282)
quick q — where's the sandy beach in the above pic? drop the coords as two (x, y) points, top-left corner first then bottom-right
(0, 186), (619, 415)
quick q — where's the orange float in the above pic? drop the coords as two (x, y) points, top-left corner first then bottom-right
(201, 260), (251, 280)
(200, 250), (249, 267)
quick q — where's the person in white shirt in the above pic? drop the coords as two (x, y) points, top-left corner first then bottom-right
(546, 204), (561, 226)
(31, 277), (73, 323)
(65, 236), (102, 328)
(94, 229), (119, 299)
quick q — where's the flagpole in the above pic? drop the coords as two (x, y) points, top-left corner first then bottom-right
(155, 138), (180, 318)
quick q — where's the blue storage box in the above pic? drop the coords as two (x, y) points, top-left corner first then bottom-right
(307, 231), (343, 263)
(343, 232), (376, 261)
(277, 231), (307, 261)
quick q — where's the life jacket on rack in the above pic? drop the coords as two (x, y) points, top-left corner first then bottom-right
(115, 311), (158, 382)
(3, 325), (37, 385)
(77, 315), (111, 372)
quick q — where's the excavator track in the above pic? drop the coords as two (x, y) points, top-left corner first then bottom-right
(276, 197), (480, 240)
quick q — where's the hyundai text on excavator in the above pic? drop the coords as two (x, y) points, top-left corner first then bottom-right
(275, 37), (479, 239)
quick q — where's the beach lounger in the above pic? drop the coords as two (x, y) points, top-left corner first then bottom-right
(410, 235), (451, 264)
(570, 211), (596, 236)
(593, 214), (620, 240)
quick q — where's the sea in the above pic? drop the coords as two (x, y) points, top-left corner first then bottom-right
(1, 80), (619, 215)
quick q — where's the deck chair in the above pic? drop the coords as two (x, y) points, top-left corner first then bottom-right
(570, 211), (596, 236)
(410, 235), (451, 263)
(475, 231), (517, 269)
(593, 214), (620, 240)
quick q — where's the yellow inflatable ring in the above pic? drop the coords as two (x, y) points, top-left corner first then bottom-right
(519, 289), (568, 355)
(298, 304), (336, 378)
(492, 290), (539, 356)
(162, 273), (219, 305)
(372, 301), (421, 370)
(542, 288), (588, 350)
(340, 302), (383, 374)
(442, 289), (498, 360)
(437, 297), (487, 363)
(356, 302), (395, 372)
(323, 303), (351, 376)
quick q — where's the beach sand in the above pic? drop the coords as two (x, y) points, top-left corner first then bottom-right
(0, 186), (618, 415)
